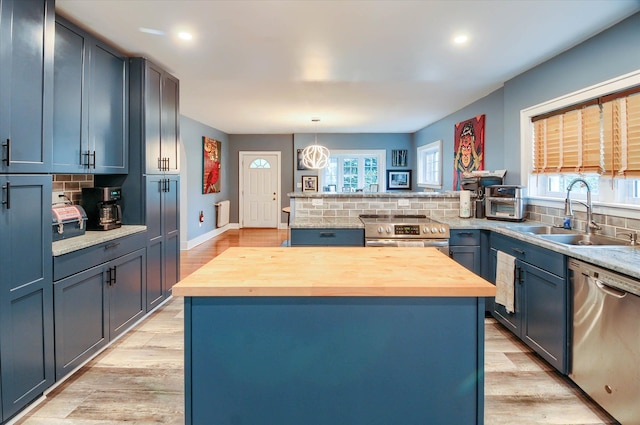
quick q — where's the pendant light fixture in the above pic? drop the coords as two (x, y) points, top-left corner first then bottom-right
(301, 117), (330, 169)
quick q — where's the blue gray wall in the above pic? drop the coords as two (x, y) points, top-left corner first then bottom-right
(180, 12), (640, 246)
(416, 12), (640, 186)
(180, 115), (230, 244)
(502, 12), (640, 184)
(413, 89), (504, 191)
(227, 134), (295, 225)
(293, 133), (413, 190)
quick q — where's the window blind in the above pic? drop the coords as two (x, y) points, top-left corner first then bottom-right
(532, 104), (600, 173)
(532, 86), (640, 177)
(602, 92), (640, 177)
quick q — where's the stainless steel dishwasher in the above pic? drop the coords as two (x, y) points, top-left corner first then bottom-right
(569, 258), (640, 425)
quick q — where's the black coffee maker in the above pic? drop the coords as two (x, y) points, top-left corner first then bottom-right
(81, 187), (123, 230)
(461, 176), (503, 218)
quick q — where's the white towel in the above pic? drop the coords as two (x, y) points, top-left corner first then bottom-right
(495, 251), (516, 313)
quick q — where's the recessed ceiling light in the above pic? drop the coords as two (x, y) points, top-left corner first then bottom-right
(178, 31), (193, 41)
(139, 27), (165, 36)
(454, 35), (468, 44)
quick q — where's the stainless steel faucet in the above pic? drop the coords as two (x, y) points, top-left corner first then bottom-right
(564, 178), (601, 235)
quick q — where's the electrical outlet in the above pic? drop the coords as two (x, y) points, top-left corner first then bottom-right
(52, 191), (65, 205)
(312, 199), (323, 206)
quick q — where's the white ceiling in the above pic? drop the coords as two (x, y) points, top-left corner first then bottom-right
(56, 0), (640, 134)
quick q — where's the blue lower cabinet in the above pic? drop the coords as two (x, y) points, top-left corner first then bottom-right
(185, 296), (486, 425)
(54, 248), (146, 380)
(0, 175), (54, 421)
(489, 233), (568, 373)
(290, 228), (364, 246)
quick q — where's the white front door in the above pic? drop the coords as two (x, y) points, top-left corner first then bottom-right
(239, 152), (281, 228)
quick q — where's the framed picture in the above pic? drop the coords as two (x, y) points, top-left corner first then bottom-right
(302, 175), (318, 192)
(386, 170), (412, 190)
(297, 149), (309, 170)
(453, 115), (485, 190)
(203, 136), (221, 194)
(392, 149), (408, 167)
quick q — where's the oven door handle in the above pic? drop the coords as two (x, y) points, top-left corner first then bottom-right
(365, 239), (449, 248)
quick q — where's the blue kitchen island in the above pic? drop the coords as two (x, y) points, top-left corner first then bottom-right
(172, 247), (496, 425)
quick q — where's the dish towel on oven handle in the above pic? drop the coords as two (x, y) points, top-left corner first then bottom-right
(495, 250), (516, 313)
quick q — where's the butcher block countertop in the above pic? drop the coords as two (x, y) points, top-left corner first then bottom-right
(172, 247), (496, 297)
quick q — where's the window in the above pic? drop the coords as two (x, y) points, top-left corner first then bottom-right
(249, 158), (271, 168)
(416, 140), (442, 189)
(522, 70), (640, 208)
(320, 150), (386, 192)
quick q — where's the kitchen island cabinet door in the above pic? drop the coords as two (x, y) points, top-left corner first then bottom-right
(0, 0), (53, 173)
(0, 175), (54, 420)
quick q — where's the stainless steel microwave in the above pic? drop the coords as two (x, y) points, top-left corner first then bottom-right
(485, 185), (526, 221)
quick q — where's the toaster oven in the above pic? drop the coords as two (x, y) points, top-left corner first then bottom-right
(485, 185), (526, 221)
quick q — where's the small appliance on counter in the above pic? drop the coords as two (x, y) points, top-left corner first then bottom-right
(81, 186), (123, 230)
(52, 204), (87, 241)
(485, 185), (526, 221)
(461, 175), (504, 219)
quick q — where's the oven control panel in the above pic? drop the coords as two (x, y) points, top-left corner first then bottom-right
(395, 225), (420, 235)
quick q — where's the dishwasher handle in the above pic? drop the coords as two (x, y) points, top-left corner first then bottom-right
(594, 279), (628, 299)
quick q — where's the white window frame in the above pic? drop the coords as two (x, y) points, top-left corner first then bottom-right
(416, 140), (442, 189)
(319, 150), (386, 191)
(520, 69), (640, 216)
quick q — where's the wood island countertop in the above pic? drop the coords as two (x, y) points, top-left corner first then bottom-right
(172, 247), (496, 297)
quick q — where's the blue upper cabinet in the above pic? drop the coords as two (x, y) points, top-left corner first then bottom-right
(0, 0), (54, 173)
(130, 58), (180, 175)
(52, 15), (128, 174)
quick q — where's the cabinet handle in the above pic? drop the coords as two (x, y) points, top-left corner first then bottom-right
(104, 242), (120, 250)
(512, 248), (525, 255)
(515, 265), (522, 284)
(2, 139), (10, 166)
(83, 150), (92, 168)
(91, 150), (96, 169)
(1, 181), (10, 209)
(112, 266), (117, 285)
(158, 157), (163, 171)
(457, 232), (474, 237)
(319, 232), (336, 238)
(164, 157), (170, 171)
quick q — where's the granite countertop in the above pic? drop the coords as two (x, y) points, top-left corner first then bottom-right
(52, 225), (147, 256)
(290, 216), (640, 280)
(172, 247), (496, 297)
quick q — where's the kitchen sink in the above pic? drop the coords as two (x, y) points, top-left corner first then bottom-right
(511, 225), (575, 235)
(537, 233), (629, 247)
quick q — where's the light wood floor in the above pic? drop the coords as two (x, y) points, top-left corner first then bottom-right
(14, 229), (618, 425)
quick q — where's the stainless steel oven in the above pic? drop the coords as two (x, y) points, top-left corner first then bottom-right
(359, 215), (450, 254)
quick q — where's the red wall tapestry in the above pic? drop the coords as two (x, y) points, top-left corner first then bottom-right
(203, 137), (221, 194)
(453, 115), (485, 190)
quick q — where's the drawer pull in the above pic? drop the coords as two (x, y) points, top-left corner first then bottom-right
(319, 232), (336, 238)
(457, 232), (474, 236)
(512, 248), (525, 255)
(104, 242), (121, 250)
